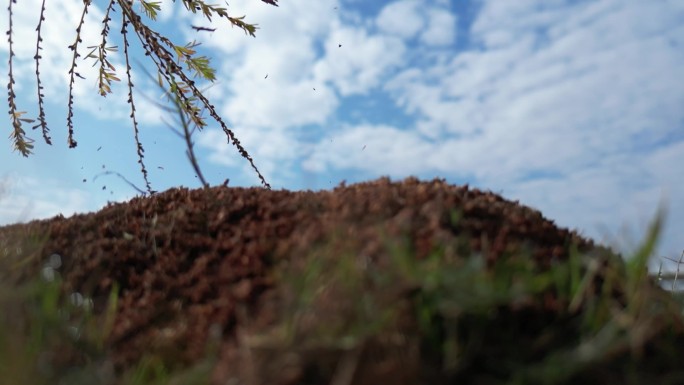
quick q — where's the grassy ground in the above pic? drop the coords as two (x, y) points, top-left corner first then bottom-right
(0, 200), (683, 385)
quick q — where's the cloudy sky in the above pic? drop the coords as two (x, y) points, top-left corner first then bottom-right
(1, 0), (682, 266)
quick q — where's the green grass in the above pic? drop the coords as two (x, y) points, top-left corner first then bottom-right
(0, 202), (683, 384)
(0, 245), (217, 385)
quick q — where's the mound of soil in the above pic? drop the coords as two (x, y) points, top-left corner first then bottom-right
(0, 176), (635, 383)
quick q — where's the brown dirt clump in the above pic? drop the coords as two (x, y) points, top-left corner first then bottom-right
(0, 176), (623, 383)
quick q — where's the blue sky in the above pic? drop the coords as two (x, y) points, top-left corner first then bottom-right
(1, 0), (683, 265)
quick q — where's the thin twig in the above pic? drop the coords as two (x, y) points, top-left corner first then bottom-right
(93, 170), (151, 196)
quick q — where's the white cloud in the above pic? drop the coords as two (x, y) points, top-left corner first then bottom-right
(193, 0), (411, 171)
(197, 124), (304, 186)
(197, 123), (305, 187)
(501, 151), (679, 258)
(376, 0), (424, 39)
(303, 124), (434, 176)
(154, 0), (176, 22)
(192, 0), (334, 54)
(0, 175), (93, 225)
(382, 0), (684, 184)
(421, 8), (457, 46)
(223, 43), (339, 127)
(314, 23), (407, 96)
(376, 0), (457, 47)
(175, 0), (342, 129)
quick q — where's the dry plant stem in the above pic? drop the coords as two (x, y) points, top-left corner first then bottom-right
(138, 62), (209, 189)
(117, 0), (271, 189)
(65, 0), (92, 148)
(33, 0), (51, 145)
(93, 170), (147, 195)
(92, 0), (118, 97)
(121, 8), (153, 195)
(659, 250), (684, 291)
(6, 0), (35, 156)
(177, 94), (209, 188)
(673, 250), (684, 291)
(7, 0), (275, 190)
